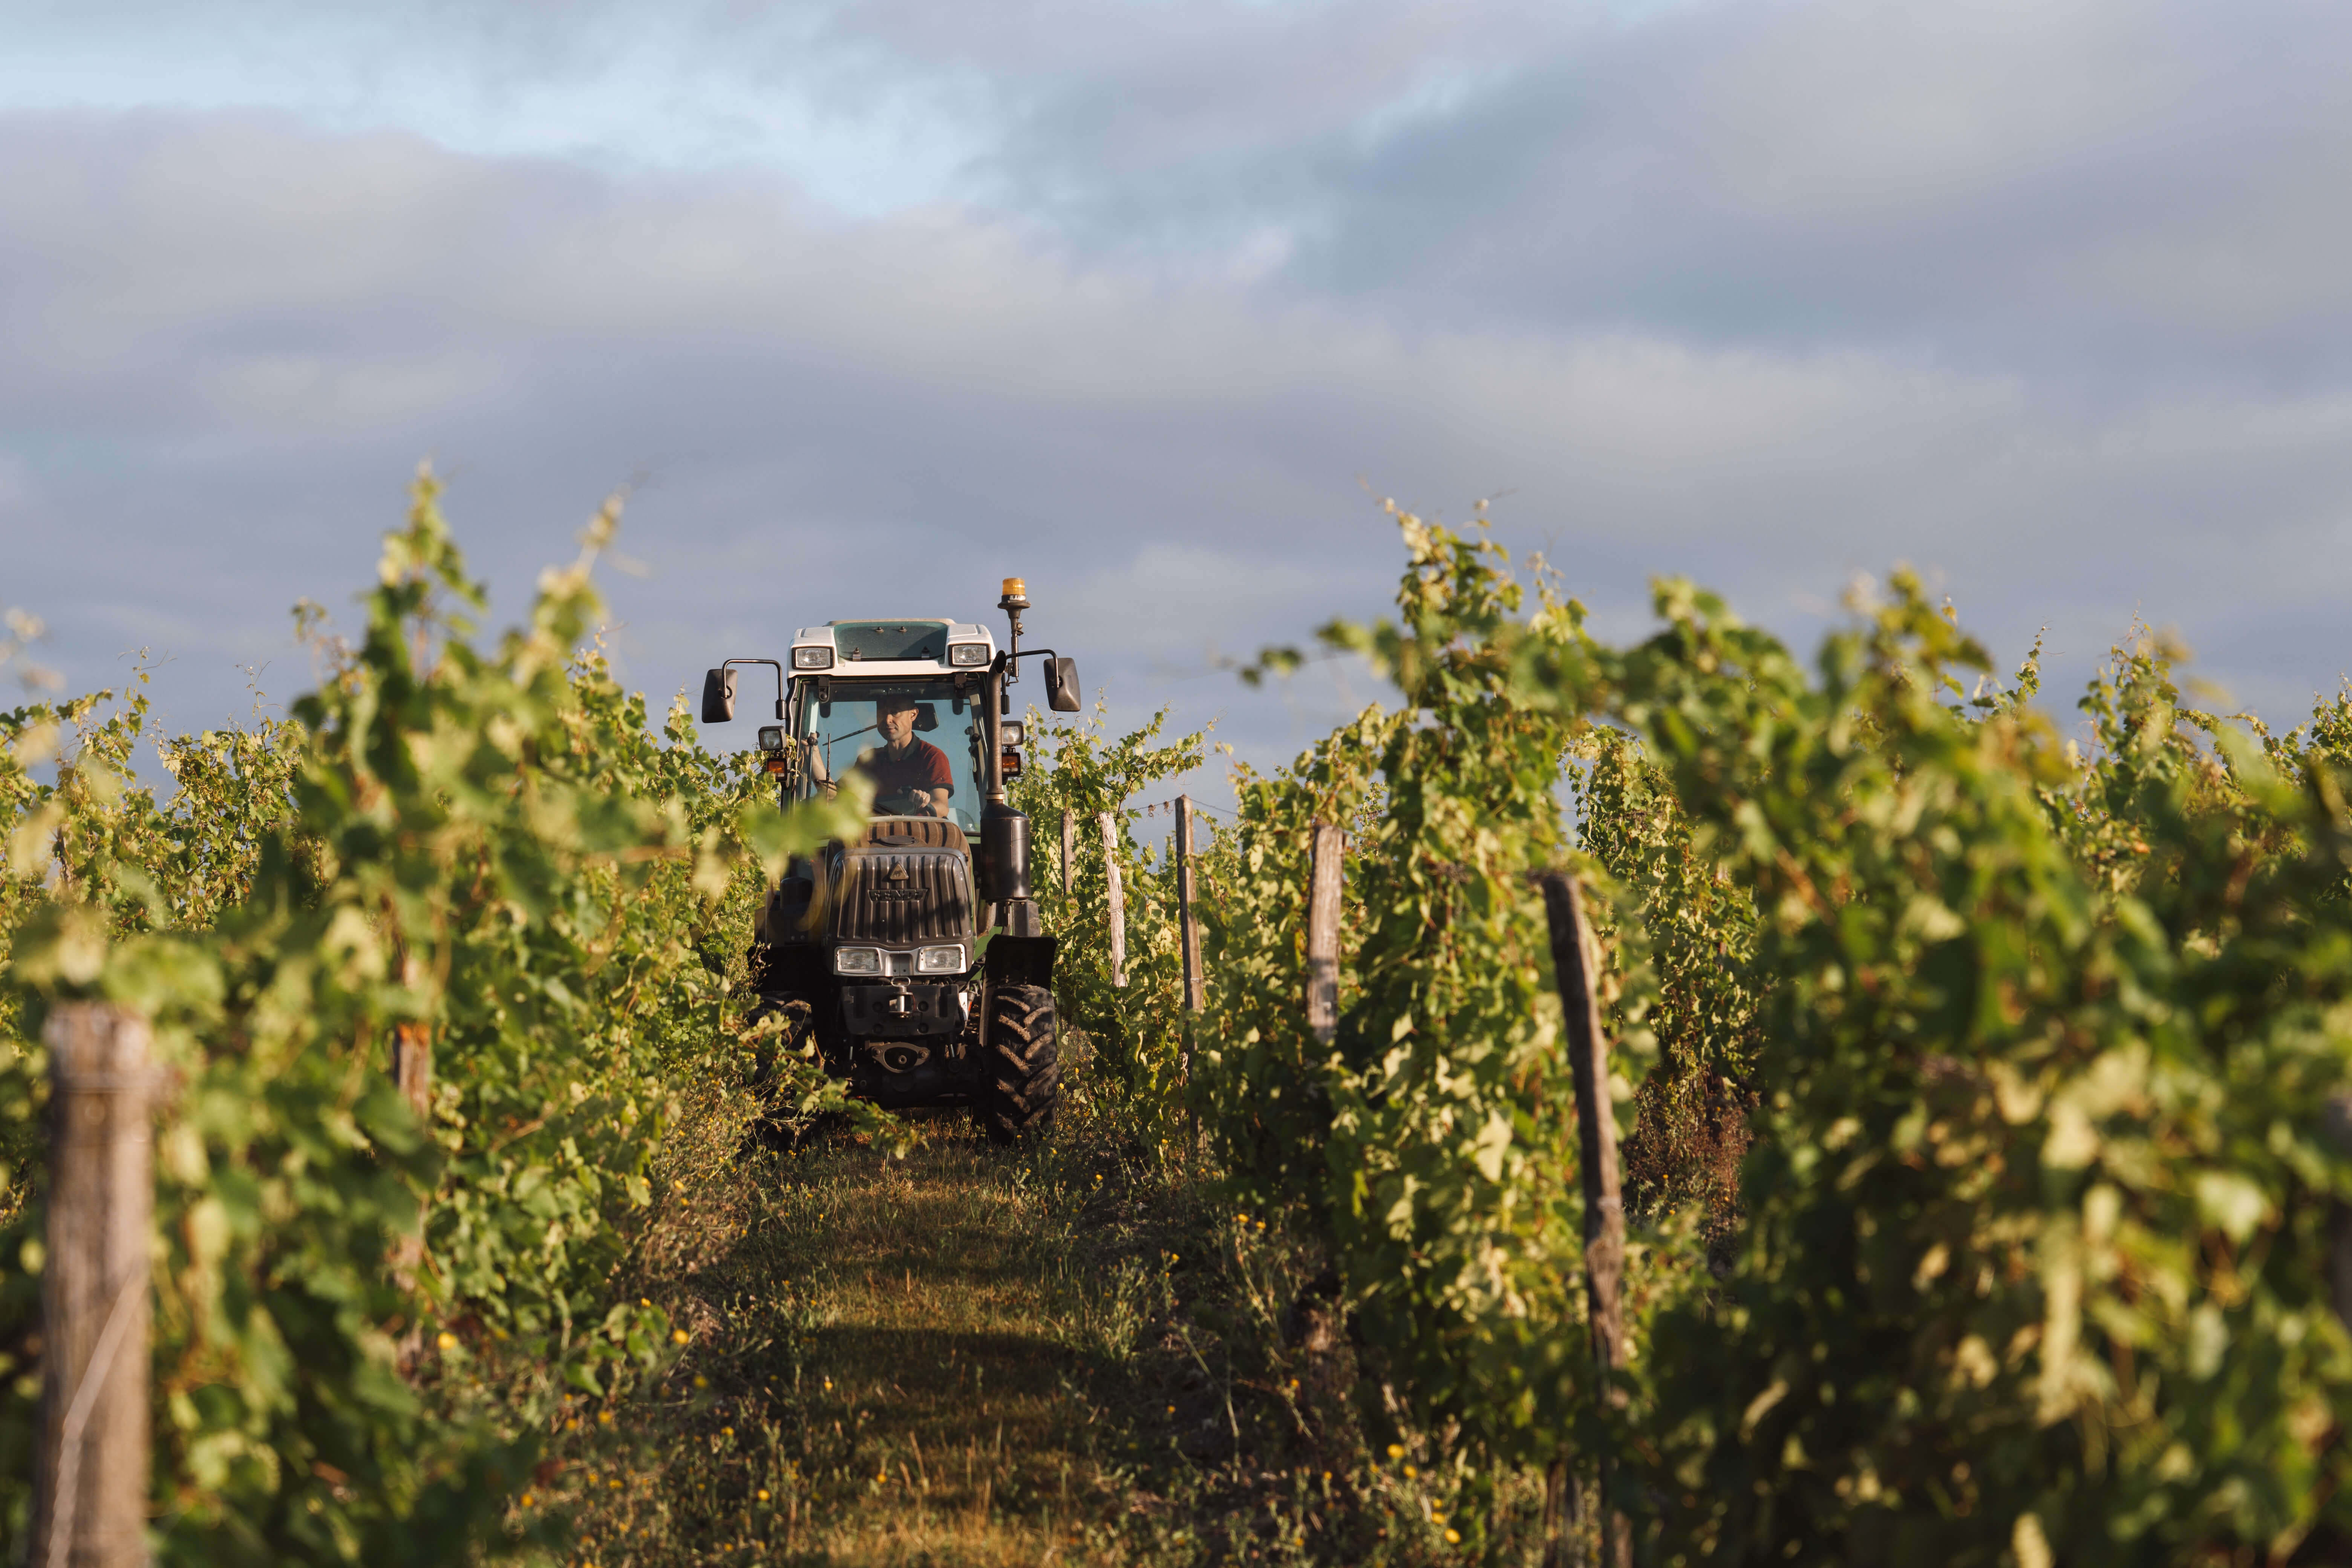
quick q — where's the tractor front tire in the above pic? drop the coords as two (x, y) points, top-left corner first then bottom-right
(981, 984), (1060, 1143)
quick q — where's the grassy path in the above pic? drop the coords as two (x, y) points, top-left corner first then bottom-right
(749, 1125), (1138, 1563)
(537, 1087), (1501, 1567)
(543, 1099), (1182, 1567)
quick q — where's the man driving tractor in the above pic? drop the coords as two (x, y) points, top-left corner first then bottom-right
(819, 694), (954, 818)
(700, 597), (1083, 1138)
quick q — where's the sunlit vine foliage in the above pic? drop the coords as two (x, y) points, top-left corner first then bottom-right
(1008, 699), (1207, 1113)
(1039, 508), (2352, 1564)
(0, 473), (862, 1563)
(6, 470), (2352, 1566)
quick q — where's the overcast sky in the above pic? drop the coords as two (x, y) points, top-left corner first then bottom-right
(6, 0), (2351, 805)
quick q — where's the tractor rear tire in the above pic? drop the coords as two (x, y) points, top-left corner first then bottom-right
(981, 984), (1060, 1144)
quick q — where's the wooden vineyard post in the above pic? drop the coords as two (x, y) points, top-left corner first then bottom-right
(390, 946), (433, 1294)
(1305, 822), (1343, 1043)
(389, 1021), (432, 1291)
(35, 1002), (160, 1568)
(1099, 811), (1127, 988)
(2328, 1092), (2352, 1328)
(1542, 1461), (1584, 1568)
(1176, 796), (1204, 1017)
(1176, 794), (1204, 1154)
(1540, 871), (1632, 1568)
(393, 1025), (432, 1123)
(1060, 808), (1075, 915)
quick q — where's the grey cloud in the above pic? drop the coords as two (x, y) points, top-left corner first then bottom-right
(50, 0), (2352, 397)
(969, 0), (2352, 383)
(652, 1), (2350, 390)
(2, 105), (2349, 802)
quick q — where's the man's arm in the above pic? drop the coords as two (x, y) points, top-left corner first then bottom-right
(920, 741), (955, 817)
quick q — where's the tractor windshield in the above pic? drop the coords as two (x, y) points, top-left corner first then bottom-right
(798, 677), (986, 831)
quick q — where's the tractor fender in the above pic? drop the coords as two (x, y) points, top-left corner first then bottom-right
(984, 932), (1057, 992)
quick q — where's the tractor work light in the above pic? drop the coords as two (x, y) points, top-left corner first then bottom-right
(792, 646), (835, 670)
(756, 726), (785, 751)
(948, 642), (989, 666)
(834, 946), (882, 975)
(916, 945), (965, 974)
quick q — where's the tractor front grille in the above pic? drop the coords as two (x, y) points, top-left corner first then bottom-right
(830, 847), (975, 946)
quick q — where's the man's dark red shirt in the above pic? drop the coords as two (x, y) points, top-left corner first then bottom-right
(858, 737), (954, 803)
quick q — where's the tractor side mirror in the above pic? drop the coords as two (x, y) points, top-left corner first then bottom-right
(700, 667), (736, 724)
(1044, 656), (1081, 713)
(914, 702), (939, 732)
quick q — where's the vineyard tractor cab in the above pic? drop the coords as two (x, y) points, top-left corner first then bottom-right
(699, 579), (1083, 1140)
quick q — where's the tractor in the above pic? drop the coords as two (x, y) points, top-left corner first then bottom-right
(699, 578), (1082, 1140)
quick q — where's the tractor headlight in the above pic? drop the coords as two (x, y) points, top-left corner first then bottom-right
(756, 725), (785, 752)
(915, 944), (966, 975)
(833, 946), (882, 975)
(948, 643), (989, 667)
(793, 646), (835, 670)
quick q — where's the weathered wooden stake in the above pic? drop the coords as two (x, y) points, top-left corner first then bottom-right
(392, 1023), (432, 1122)
(1176, 795), (1203, 1146)
(1541, 1460), (1585, 1568)
(1305, 822), (1343, 1044)
(1060, 808), (1075, 914)
(2327, 1091), (2352, 1329)
(389, 941), (434, 1297)
(389, 1020), (432, 1292)
(1176, 795), (1204, 1016)
(1098, 811), (1127, 989)
(1541, 870), (1632, 1568)
(35, 1002), (158, 1568)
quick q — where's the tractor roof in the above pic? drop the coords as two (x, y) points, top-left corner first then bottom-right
(789, 620), (997, 675)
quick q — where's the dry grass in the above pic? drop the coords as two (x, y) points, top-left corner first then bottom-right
(510, 1066), (1553, 1566)
(744, 1128), (1135, 1564)
(522, 1120), (1113, 1565)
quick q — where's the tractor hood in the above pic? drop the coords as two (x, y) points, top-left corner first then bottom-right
(761, 818), (976, 952)
(830, 834), (976, 948)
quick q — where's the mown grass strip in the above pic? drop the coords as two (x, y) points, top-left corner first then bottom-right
(528, 1072), (1521, 1567)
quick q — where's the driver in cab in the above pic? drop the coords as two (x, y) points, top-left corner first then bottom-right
(847, 695), (953, 818)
